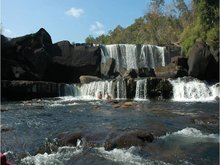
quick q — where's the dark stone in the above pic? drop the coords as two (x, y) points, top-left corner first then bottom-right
(46, 41), (101, 83)
(2, 29), (102, 84)
(101, 58), (115, 78)
(157, 79), (173, 99)
(2, 28), (53, 81)
(155, 63), (188, 78)
(56, 132), (82, 146)
(125, 78), (136, 99)
(188, 42), (219, 80)
(1, 80), (65, 101)
(138, 68), (156, 77)
(123, 69), (137, 79)
(147, 77), (173, 100)
(171, 56), (188, 70)
(104, 130), (154, 150)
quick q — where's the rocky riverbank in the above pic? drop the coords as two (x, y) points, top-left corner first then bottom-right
(1, 28), (219, 101)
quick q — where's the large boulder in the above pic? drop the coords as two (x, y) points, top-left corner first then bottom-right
(147, 77), (173, 99)
(104, 130), (154, 150)
(79, 75), (102, 84)
(1, 28), (53, 81)
(2, 29), (102, 84)
(100, 57), (115, 78)
(125, 78), (136, 99)
(123, 69), (137, 79)
(155, 56), (188, 78)
(188, 42), (219, 80)
(138, 68), (156, 77)
(46, 41), (101, 83)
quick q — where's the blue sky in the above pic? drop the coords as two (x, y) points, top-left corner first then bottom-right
(1, 0), (191, 43)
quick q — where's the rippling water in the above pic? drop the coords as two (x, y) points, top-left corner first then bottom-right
(1, 97), (219, 165)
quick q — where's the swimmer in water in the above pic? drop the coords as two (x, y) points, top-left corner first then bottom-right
(106, 93), (112, 100)
(97, 91), (102, 99)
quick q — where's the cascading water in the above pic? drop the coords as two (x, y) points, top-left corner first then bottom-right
(116, 78), (127, 99)
(100, 44), (166, 73)
(80, 80), (114, 99)
(64, 84), (80, 96)
(169, 78), (220, 102)
(135, 79), (148, 100)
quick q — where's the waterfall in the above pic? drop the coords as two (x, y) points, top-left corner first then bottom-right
(100, 44), (166, 73)
(80, 80), (114, 99)
(135, 79), (148, 100)
(169, 78), (220, 102)
(116, 78), (127, 99)
(64, 84), (80, 96)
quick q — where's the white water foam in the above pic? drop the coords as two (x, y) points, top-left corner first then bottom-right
(21, 140), (83, 165)
(160, 127), (219, 143)
(134, 79), (148, 100)
(80, 80), (114, 99)
(169, 78), (219, 102)
(96, 146), (172, 165)
(101, 44), (166, 73)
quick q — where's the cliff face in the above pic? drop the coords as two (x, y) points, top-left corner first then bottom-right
(1, 28), (101, 83)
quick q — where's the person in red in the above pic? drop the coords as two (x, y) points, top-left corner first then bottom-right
(0, 153), (15, 165)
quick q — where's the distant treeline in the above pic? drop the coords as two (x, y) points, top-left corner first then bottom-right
(85, 0), (219, 56)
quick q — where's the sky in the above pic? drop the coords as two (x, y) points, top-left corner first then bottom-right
(1, 0), (190, 43)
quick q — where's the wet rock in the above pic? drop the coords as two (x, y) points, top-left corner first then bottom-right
(1, 80), (66, 101)
(192, 118), (219, 126)
(155, 54), (188, 79)
(123, 69), (137, 79)
(111, 101), (137, 109)
(104, 130), (154, 150)
(1, 125), (14, 132)
(138, 68), (156, 77)
(101, 58), (115, 78)
(147, 77), (173, 99)
(171, 56), (188, 70)
(56, 132), (83, 146)
(121, 101), (137, 108)
(79, 75), (102, 84)
(125, 78), (136, 99)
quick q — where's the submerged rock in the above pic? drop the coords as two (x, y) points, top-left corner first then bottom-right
(104, 130), (154, 150)
(56, 132), (83, 146)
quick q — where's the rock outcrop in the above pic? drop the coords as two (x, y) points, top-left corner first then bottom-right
(155, 56), (188, 78)
(1, 29), (102, 84)
(46, 41), (101, 83)
(79, 75), (102, 84)
(2, 28), (53, 81)
(1, 80), (65, 101)
(188, 42), (219, 81)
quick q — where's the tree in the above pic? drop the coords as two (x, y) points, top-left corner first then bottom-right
(180, 0), (219, 55)
(85, 35), (96, 44)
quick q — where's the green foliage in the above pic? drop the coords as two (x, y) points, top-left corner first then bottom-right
(85, 0), (219, 57)
(85, 35), (96, 44)
(180, 0), (219, 55)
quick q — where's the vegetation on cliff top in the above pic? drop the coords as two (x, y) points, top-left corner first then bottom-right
(85, 0), (219, 56)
